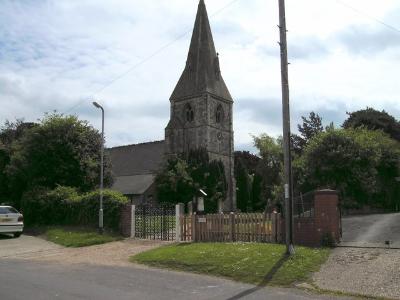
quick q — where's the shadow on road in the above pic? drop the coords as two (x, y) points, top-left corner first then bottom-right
(225, 254), (290, 300)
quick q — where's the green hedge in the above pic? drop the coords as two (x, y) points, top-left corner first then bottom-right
(21, 186), (129, 231)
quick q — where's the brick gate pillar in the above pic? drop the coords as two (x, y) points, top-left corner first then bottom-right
(120, 204), (135, 238)
(314, 190), (340, 245)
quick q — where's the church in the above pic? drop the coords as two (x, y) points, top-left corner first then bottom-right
(109, 0), (236, 211)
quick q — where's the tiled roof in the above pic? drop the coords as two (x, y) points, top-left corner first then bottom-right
(108, 141), (165, 195)
(108, 140), (165, 176)
(112, 174), (155, 195)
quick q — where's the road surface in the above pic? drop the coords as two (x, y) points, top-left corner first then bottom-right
(0, 234), (354, 299)
(341, 213), (400, 248)
(0, 259), (354, 300)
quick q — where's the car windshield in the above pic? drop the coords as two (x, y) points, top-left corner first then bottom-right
(0, 207), (19, 214)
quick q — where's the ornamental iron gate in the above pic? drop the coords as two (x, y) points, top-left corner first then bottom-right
(134, 204), (176, 241)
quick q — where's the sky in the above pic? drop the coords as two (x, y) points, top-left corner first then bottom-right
(1, 0), (399, 152)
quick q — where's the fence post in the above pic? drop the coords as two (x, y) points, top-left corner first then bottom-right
(272, 212), (277, 243)
(175, 203), (184, 242)
(277, 213), (281, 243)
(229, 212), (235, 242)
(192, 212), (197, 242)
(130, 205), (136, 238)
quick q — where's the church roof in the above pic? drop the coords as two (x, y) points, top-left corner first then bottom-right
(112, 174), (155, 195)
(170, 0), (233, 101)
(108, 141), (165, 177)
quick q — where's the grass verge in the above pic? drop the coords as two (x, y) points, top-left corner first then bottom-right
(45, 227), (122, 247)
(131, 243), (330, 286)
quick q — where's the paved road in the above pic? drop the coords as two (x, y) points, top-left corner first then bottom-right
(341, 213), (400, 248)
(0, 259), (353, 300)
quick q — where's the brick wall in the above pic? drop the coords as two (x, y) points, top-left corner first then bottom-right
(314, 190), (341, 245)
(120, 205), (132, 238)
(281, 190), (340, 247)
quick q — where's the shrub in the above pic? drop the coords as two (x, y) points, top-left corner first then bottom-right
(21, 187), (52, 226)
(79, 190), (129, 230)
(21, 186), (128, 231)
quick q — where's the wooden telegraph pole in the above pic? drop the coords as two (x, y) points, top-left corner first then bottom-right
(278, 0), (295, 255)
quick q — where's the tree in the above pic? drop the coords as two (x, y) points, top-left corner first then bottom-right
(0, 120), (36, 204)
(0, 143), (9, 204)
(292, 112), (324, 154)
(156, 148), (227, 213)
(234, 151), (261, 212)
(0, 120), (36, 148)
(252, 134), (284, 209)
(297, 128), (400, 210)
(5, 113), (113, 208)
(343, 107), (400, 142)
(155, 158), (193, 205)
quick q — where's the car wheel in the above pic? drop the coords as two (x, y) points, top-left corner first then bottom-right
(13, 233), (21, 238)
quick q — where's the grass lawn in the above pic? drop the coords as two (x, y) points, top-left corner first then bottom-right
(131, 243), (330, 286)
(45, 227), (122, 247)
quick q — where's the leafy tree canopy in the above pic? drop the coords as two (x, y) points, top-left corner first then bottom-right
(0, 120), (37, 149)
(297, 128), (400, 209)
(4, 113), (113, 208)
(292, 112), (324, 154)
(0, 120), (37, 204)
(156, 148), (226, 213)
(252, 134), (285, 210)
(343, 107), (400, 142)
(234, 151), (261, 212)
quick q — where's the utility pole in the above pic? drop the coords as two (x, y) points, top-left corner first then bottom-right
(278, 0), (295, 255)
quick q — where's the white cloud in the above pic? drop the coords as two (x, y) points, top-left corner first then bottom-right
(0, 0), (399, 152)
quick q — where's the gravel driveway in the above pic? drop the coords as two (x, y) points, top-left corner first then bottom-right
(0, 234), (166, 266)
(314, 213), (400, 299)
(313, 247), (400, 299)
(0, 234), (62, 259)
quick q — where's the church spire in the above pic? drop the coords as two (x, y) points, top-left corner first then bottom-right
(170, 0), (233, 101)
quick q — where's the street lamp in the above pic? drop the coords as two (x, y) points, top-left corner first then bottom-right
(93, 101), (104, 234)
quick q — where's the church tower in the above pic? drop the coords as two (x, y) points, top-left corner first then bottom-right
(165, 0), (236, 211)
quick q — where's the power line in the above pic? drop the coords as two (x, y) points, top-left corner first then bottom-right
(333, 0), (400, 34)
(63, 0), (242, 114)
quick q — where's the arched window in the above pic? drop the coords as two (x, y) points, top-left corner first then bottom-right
(216, 105), (224, 124)
(185, 104), (194, 123)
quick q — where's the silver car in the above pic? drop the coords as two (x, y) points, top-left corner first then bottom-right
(0, 206), (24, 238)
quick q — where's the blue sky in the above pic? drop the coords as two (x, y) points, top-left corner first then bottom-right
(1, 0), (399, 152)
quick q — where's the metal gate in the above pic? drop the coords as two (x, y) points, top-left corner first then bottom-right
(134, 204), (176, 241)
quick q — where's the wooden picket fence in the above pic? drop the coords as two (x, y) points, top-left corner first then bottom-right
(179, 212), (281, 243)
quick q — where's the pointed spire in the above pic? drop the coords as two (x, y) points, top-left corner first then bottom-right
(170, 0), (233, 101)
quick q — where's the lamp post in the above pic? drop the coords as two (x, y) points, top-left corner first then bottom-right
(93, 101), (104, 234)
